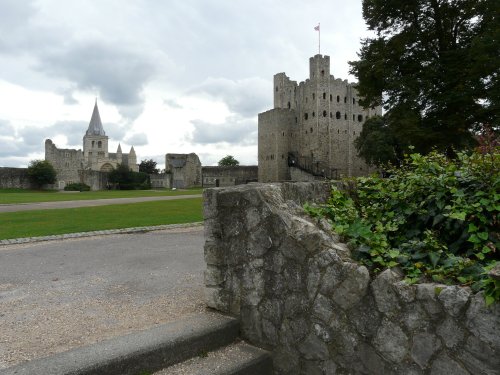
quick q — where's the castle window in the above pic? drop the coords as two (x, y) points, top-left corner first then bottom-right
(338, 129), (340, 134)
(295, 117), (297, 123)
(310, 127), (313, 133)
(282, 154), (284, 159)
(321, 69), (325, 76)
(344, 97), (347, 103)
(312, 112), (315, 117)
(337, 95), (340, 102)
(312, 93), (315, 100)
(330, 94), (332, 101)
(98, 141), (102, 148)
(306, 97), (308, 103)
(323, 93), (326, 100)
(353, 114), (356, 121)
(336, 111), (341, 119)
(282, 132), (285, 136)
(276, 86), (278, 92)
(92, 141), (95, 147)
(344, 114), (347, 120)
(353, 98), (356, 104)
(288, 102), (291, 109)
(323, 110), (327, 117)
(304, 113), (308, 120)
(330, 112), (332, 118)
(358, 115), (363, 122)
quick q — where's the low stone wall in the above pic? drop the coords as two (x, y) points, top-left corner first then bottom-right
(203, 182), (499, 375)
(0, 167), (33, 189)
(79, 170), (110, 191)
(202, 166), (258, 187)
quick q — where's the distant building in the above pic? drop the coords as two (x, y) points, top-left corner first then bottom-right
(258, 54), (382, 182)
(45, 101), (138, 189)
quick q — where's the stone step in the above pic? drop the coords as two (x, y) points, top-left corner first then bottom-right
(153, 340), (273, 375)
(0, 312), (240, 375)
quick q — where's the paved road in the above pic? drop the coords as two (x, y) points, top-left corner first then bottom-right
(0, 226), (206, 369)
(0, 194), (202, 213)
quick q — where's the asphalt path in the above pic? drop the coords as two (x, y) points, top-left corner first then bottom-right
(0, 194), (202, 213)
(0, 226), (206, 368)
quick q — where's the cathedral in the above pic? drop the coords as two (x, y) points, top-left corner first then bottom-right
(45, 101), (138, 189)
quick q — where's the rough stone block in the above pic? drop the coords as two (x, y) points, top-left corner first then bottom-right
(466, 292), (500, 350)
(411, 332), (442, 369)
(436, 316), (465, 349)
(430, 353), (470, 375)
(373, 319), (409, 363)
(371, 269), (401, 314)
(298, 333), (329, 360)
(437, 285), (471, 317)
(332, 264), (370, 309)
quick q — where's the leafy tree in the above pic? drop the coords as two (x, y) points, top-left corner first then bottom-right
(354, 115), (402, 167)
(27, 160), (57, 188)
(350, 0), (500, 160)
(139, 159), (159, 174)
(218, 155), (240, 166)
(108, 164), (151, 190)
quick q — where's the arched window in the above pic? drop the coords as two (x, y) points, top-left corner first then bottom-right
(98, 141), (102, 148)
(91, 141), (95, 147)
(337, 95), (340, 102)
(321, 69), (325, 76)
(336, 111), (341, 119)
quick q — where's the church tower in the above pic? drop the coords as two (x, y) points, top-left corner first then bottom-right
(83, 100), (109, 168)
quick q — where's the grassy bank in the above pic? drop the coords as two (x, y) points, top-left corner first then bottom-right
(0, 188), (203, 204)
(0, 198), (203, 240)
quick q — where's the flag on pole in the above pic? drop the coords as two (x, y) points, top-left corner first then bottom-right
(314, 24), (320, 31)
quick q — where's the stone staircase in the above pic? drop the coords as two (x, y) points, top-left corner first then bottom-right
(0, 312), (273, 375)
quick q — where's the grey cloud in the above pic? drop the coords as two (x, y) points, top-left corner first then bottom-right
(124, 133), (148, 146)
(188, 77), (271, 118)
(36, 40), (157, 118)
(164, 99), (183, 109)
(190, 116), (257, 146)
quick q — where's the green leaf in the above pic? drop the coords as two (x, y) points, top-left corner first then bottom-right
(449, 211), (466, 220)
(468, 223), (479, 233)
(477, 232), (489, 241)
(485, 295), (495, 306)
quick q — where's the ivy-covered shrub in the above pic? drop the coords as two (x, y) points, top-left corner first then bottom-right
(64, 182), (90, 191)
(306, 150), (499, 304)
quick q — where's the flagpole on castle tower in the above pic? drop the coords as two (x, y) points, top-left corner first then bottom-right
(314, 23), (320, 54)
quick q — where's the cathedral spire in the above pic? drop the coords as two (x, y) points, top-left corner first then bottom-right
(86, 100), (106, 136)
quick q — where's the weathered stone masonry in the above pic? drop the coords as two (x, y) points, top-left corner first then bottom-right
(203, 182), (499, 375)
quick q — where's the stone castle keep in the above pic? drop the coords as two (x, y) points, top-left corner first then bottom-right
(258, 54), (381, 182)
(45, 101), (138, 189)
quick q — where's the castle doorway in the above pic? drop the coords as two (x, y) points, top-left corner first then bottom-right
(100, 163), (113, 172)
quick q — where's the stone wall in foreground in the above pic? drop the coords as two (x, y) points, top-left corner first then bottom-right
(203, 182), (499, 375)
(0, 167), (33, 189)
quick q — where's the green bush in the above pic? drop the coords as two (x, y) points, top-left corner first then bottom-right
(108, 164), (151, 190)
(306, 150), (499, 304)
(64, 183), (90, 191)
(27, 160), (57, 189)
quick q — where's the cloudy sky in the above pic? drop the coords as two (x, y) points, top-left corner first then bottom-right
(0, 0), (371, 169)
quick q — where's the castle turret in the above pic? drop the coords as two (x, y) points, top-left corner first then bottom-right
(83, 101), (109, 167)
(128, 146), (138, 171)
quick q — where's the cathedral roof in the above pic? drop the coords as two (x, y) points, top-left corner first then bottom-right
(86, 101), (106, 136)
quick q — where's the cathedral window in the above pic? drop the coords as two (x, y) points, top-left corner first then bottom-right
(336, 111), (341, 119)
(92, 141), (95, 147)
(323, 110), (327, 117)
(98, 141), (102, 148)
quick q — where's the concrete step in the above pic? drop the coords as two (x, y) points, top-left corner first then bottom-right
(0, 312), (240, 375)
(153, 340), (273, 375)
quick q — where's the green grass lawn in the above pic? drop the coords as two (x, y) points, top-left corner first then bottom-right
(0, 198), (203, 240)
(0, 188), (203, 204)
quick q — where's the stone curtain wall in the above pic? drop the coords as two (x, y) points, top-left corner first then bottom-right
(203, 182), (499, 375)
(0, 167), (33, 189)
